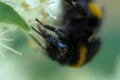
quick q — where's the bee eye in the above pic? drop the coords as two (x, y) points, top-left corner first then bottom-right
(57, 42), (67, 52)
(58, 42), (64, 49)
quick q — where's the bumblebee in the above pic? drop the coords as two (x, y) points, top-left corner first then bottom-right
(31, 0), (103, 67)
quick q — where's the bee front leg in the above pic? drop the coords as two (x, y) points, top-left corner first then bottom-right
(35, 18), (68, 39)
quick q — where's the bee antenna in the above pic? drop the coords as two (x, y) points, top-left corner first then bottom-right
(29, 34), (46, 50)
(31, 26), (47, 38)
(35, 18), (45, 26)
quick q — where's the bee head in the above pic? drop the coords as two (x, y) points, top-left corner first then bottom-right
(47, 35), (68, 59)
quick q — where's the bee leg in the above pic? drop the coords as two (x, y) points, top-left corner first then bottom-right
(35, 18), (56, 32)
(64, 0), (87, 18)
(64, 0), (73, 5)
(35, 18), (68, 39)
(86, 38), (101, 63)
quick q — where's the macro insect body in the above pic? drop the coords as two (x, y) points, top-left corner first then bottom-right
(31, 0), (103, 68)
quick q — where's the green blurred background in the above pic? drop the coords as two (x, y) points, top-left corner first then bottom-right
(0, 0), (120, 80)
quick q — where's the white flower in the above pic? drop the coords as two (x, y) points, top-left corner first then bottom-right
(0, 27), (22, 57)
